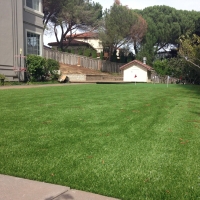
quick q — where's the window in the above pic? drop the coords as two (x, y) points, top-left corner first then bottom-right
(27, 31), (41, 55)
(26, 0), (40, 11)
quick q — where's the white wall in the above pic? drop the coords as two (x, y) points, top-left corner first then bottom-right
(123, 65), (147, 82)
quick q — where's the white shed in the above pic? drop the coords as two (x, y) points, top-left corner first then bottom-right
(120, 60), (153, 82)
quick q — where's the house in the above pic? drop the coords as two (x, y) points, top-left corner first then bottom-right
(0, 0), (44, 81)
(66, 32), (103, 54)
(48, 32), (103, 54)
(120, 59), (153, 82)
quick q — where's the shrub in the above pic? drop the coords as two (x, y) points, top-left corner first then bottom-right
(83, 48), (92, 57)
(26, 55), (60, 82)
(45, 59), (60, 80)
(92, 50), (97, 58)
(0, 73), (5, 79)
(100, 51), (103, 60)
(78, 49), (83, 55)
(26, 55), (46, 81)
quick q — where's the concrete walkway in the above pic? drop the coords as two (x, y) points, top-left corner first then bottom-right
(0, 83), (92, 90)
(0, 175), (119, 200)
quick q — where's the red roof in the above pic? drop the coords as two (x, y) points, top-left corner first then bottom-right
(120, 60), (153, 71)
(65, 32), (98, 39)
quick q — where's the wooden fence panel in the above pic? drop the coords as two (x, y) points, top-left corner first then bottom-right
(43, 48), (124, 74)
(101, 61), (124, 73)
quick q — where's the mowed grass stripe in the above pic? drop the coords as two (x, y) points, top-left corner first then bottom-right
(0, 84), (200, 199)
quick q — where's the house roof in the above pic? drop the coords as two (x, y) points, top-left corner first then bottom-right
(65, 32), (98, 39)
(120, 60), (153, 71)
(48, 40), (92, 47)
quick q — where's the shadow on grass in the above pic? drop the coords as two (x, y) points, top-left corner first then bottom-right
(179, 84), (200, 96)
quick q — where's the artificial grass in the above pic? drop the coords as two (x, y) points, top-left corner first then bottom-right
(0, 83), (200, 199)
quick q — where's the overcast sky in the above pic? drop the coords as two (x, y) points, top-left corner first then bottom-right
(44, 0), (200, 45)
(95, 0), (200, 11)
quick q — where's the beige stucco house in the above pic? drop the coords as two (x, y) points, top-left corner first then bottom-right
(66, 32), (103, 54)
(0, 0), (44, 81)
(120, 60), (153, 82)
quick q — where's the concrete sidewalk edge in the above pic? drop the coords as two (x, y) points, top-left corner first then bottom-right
(0, 174), (119, 200)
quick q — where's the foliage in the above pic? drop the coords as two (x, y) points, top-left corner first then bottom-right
(83, 48), (92, 57)
(153, 59), (170, 77)
(119, 51), (126, 63)
(78, 49), (83, 55)
(1, 84), (200, 199)
(135, 6), (200, 65)
(154, 57), (200, 84)
(44, 0), (102, 51)
(130, 14), (148, 54)
(43, 0), (62, 30)
(0, 73), (5, 79)
(45, 59), (60, 80)
(110, 49), (117, 62)
(99, 3), (139, 60)
(26, 55), (60, 81)
(179, 33), (200, 70)
(0, 74), (5, 85)
(100, 51), (103, 60)
(127, 52), (135, 63)
(26, 55), (46, 81)
(92, 50), (97, 58)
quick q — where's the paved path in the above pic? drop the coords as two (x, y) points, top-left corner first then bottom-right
(0, 83), (93, 90)
(0, 175), (119, 200)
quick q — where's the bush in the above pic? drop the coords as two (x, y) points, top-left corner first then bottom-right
(92, 50), (97, 58)
(100, 51), (103, 60)
(83, 48), (92, 57)
(78, 49), (83, 55)
(45, 59), (60, 80)
(26, 55), (60, 82)
(26, 55), (46, 81)
(0, 73), (5, 79)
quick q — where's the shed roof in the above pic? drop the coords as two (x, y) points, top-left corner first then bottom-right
(120, 60), (153, 71)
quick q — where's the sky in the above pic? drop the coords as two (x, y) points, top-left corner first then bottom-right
(43, 0), (200, 45)
(95, 0), (200, 11)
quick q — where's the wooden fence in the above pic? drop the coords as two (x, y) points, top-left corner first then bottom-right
(43, 48), (123, 74)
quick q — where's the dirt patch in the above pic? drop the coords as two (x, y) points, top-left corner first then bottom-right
(60, 63), (108, 75)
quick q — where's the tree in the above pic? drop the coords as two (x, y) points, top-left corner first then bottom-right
(195, 18), (200, 36)
(179, 33), (200, 70)
(130, 14), (147, 54)
(99, 3), (138, 60)
(43, 0), (62, 30)
(135, 5), (200, 65)
(44, 0), (102, 51)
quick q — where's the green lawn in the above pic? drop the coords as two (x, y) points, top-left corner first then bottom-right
(0, 83), (200, 199)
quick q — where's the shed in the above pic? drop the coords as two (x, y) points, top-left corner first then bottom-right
(120, 60), (153, 82)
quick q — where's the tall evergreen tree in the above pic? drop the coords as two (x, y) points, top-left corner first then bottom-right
(99, 0), (147, 61)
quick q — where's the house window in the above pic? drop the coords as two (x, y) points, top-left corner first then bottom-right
(27, 31), (41, 55)
(26, 0), (40, 11)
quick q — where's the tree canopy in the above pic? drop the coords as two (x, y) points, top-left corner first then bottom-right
(179, 33), (200, 70)
(43, 0), (102, 51)
(99, 2), (147, 61)
(135, 5), (200, 65)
